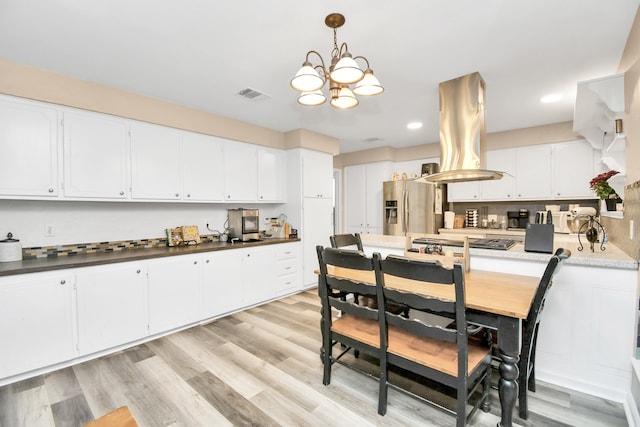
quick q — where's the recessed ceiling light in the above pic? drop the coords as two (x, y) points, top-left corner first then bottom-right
(540, 93), (563, 103)
(407, 122), (423, 129)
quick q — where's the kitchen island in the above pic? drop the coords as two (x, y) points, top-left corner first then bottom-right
(360, 233), (639, 415)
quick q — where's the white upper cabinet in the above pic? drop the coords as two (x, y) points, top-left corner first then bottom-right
(63, 109), (129, 199)
(257, 147), (285, 202)
(345, 162), (392, 234)
(481, 149), (516, 200)
(224, 140), (258, 201)
(515, 144), (553, 199)
(130, 122), (183, 200)
(447, 180), (481, 201)
(0, 96), (59, 198)
(552, 140), (596, 199)
(303, 149), (333, 198)
(182, 132), (224, 202)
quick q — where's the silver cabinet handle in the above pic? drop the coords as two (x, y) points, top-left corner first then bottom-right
(136, 269), (141, 274)
(48, 188), (54, 193)
(60, 279), (66, 285)
(205, 259), (210, 263)
(194, 260), (198, 265)
(187, 194), (191, 198)
(175, 193), (180, 197)
(120, 191), (125, 196)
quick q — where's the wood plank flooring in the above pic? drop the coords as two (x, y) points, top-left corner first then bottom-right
(0, 290), (628, 427)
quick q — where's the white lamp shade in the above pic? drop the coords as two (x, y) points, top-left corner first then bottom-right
(330, 87), (359, 109)
(353, 70), (384, 96)
(298, 90), (327, 106)
(291, 65), (324, 92)
(330, 56), (364, 84)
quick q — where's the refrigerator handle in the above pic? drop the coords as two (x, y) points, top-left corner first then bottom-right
(402, 188), (408, 234)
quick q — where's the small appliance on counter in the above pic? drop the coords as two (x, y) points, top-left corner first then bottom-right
(0, 232), (22, 262)
(507, 209), (529, 229)
(535, 211), (573, 233)
(228, 208), (260, 241)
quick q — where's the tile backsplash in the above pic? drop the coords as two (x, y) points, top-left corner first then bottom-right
(601, 180), (640, 261)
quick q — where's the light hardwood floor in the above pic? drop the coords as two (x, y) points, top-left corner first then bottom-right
(0, 290), (628, 427)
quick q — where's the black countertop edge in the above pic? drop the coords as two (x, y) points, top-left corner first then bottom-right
(0, 238), (301, 277)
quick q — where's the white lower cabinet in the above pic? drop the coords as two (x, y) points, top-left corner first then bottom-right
(0, 271), (74, 379)
(75, 262), (147, 355)
(202, 250), (243, 318)
(241, 246), (277, 306)
(147, 254), (202, 334)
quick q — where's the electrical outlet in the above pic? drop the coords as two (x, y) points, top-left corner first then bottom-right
(45, 224), (55, 237)
(630, 220), (635, 239)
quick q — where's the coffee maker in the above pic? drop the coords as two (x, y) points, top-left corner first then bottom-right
(507, 209), (529, 229)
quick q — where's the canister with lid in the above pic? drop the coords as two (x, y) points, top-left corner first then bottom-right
(0, 232), (22, 262)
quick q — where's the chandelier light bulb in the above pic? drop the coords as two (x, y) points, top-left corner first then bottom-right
(298, 90), (327, 106)
(330, 86), (359, 109)
(353, 69), (384, 96)
(290, 63), (324, 92)
(331, 54), (364, 84)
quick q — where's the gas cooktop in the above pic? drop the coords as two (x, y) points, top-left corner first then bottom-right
(412, 237), (517, 251)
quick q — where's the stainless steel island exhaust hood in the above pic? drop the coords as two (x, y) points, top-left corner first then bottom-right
(417, 72), (503, 184)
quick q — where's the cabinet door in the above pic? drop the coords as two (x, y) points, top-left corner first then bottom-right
(481, 148), (516, 200)
(0, 272), (74, 379)
(76, 262), (147, 355)
(63, 110), (129, 199)
(202, 251), (243, 318)
(147, 255), (202, 334)
(364, 162), (391, 233)
(515, 145), (553, 200)
(241, 246), (276, 306)
(302, 150), (333, 198)
(0, 96), (59, 197)
(552, 140), (596, 199)
(448, 180), (481, 202)
(302, 197), (334, 288)
(224, 141), (258, 201)
(257, 147), (285, 202)
(182, 132), (224, 201)
(130, 123), (182, 200)
(344, 165), (366, 233)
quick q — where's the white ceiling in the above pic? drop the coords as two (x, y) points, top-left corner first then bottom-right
(0, 1), (638, 153)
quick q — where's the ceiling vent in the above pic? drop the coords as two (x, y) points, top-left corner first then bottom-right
(363, 137), (383, 143)
(237, 87), (271, 101)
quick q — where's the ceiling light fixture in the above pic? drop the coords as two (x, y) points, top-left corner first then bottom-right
(407, 122), (423, 130)
(290, 13), (383, 109)
(540, 93), (563, 103)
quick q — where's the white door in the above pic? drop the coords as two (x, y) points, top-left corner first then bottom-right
(344, 165), (366, 234)
(76, 262), (147, 355)
(182, 132), (224, 201)
(302, 150), (333, 198)
(241, 246), (276, 306)
(63, 110), (129, 199)
(130, 123), (182, 200)
(202, 251), (243, 317)
(224, 141), (258, 201)
(0, 272), (74, 378)
(516, 145), (553, 199)
(0, 96), (59, 197)
(552, 140), (596, 199)
(147, 255), (202, 334)
(482, 148), (516, 200)
(302, 197), (334, 288)
(257, 147), (285, 202)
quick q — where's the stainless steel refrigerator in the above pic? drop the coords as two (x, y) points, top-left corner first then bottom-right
(383, 180), (444, 235)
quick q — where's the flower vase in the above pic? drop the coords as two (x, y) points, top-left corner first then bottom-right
(605, 198), (621, 211)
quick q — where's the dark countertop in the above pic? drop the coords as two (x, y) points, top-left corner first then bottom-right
(0, 238), (300, 277)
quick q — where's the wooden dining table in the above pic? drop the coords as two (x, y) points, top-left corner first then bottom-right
(321, 265), (540, 427)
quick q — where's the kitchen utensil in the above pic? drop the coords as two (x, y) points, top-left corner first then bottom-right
(524, 219), (554, 254)
(0, 232), (22, 262)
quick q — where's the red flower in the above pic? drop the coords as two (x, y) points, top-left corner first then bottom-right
(589, 170), (619, 199)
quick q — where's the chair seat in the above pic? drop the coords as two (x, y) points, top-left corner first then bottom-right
(332, 315), (490, 377)
(331, 315), (380, 348)
(388, 327), (490, 377)
(84, 406), (138, 427)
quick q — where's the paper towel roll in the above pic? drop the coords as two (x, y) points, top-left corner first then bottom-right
(444, 211), (455, 229)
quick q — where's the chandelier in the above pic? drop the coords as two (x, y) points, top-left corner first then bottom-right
(290, 13), (384, 109)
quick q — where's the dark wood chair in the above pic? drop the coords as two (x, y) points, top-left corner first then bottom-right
(316, 245), (381, 389)
(373, 254), (491, 425)
(515, 247), (571, 419)
(329, 233), (363, 251)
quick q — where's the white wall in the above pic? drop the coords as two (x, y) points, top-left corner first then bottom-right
(0, 200), (287, 247)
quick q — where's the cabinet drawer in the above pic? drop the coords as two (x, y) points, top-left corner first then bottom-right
(277, 258), (298, 276)
(276, 274), (298, 293)
(275, 244), (299, 260)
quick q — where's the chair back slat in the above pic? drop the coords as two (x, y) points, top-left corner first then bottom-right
(386, 312), (457, 343)
(383, 287), (455, 314)
(382, 255), (455, 284)
(330, 233), (364, 251)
